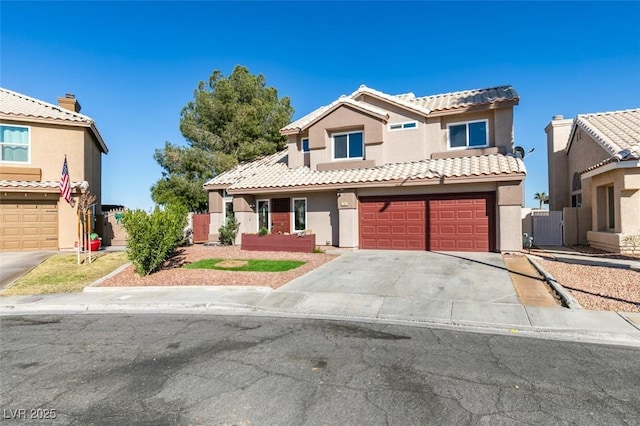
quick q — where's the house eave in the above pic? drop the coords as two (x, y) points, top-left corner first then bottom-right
(427, 99), (519, 117)
(224, 173), (526, 195)
(279, 101), (389, 136)
(581, 159), (640, 179)
(0, 113), (109, 154)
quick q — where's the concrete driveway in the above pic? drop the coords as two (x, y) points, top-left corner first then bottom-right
(281, 250), (519, 302)
(0, 251), (54, 290)
(260, 250), (528, 326)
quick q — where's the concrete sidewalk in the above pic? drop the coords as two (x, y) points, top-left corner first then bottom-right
(2, 283), (639, 347)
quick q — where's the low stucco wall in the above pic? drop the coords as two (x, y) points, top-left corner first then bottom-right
(587, 231), (624, 253)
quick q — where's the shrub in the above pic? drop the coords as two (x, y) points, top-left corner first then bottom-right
(219, 215), (240, 246)
(258, 227), (269, 236)
(622, 234), (640, 254)
(122, 205), (187, 276)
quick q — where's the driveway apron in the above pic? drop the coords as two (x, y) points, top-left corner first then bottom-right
(0, 251), (54, 290)
(261, 250), (529, 327)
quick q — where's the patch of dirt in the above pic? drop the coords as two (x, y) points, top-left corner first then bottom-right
(98, 245), (337, 289)
(215, 260), (248, 268)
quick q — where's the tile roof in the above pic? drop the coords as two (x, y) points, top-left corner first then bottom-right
(204, 151), (526, 192)
(351, 85), (432, 116)
(281, 85), (519, 135)
(1, 88), (93, 123)
(281, 95), (390, 135)
(0, 180), (89, 190)
(573, 108), (640, 163)
(0, 88), (108, 153)
(411, 85), (519, 112)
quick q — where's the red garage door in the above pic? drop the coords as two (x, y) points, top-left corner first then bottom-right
(360, 197), (426, 250)
(429, 194), (494, 252)
(359, 193), (494, 252)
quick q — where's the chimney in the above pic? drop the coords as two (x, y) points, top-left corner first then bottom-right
(544, 115), (573, 210)
(57, 93), (82, 113)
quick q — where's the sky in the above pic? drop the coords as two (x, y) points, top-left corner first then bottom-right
(2, 1), (639, 210)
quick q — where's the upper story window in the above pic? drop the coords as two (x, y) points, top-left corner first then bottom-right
(301, 138), (310, 153)
(333, 131), (363, 160)
(388, 121), (418, 131)
(447, 119), (488, 149)
(572, 172), (582, 192)
(0, 124), (30, 163)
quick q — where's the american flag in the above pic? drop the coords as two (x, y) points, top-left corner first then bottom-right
(60, 156), (71, 204)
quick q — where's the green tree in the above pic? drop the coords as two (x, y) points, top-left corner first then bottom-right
(534, 192), (548, 209)
(151, 65), (294, 212)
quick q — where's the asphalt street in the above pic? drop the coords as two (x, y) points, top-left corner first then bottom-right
(1, 314), (639, 425)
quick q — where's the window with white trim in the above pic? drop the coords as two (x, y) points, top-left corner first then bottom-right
(0, 124), (30, 163)
(388, 121), (418, 131)
(447, 120), (488, 149)
(332, 131), (363, 160)
(301, 138), (310, 153)
(293, 198), (307, 232)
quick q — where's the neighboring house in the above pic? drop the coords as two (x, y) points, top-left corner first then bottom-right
(546, 109), (640, 253)
(0, 88), (108, 251)
(204, 85), (527, 252)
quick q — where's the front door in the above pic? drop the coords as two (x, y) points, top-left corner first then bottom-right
(271, 198), (290, 234)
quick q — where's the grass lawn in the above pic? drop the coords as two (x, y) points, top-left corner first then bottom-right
(185, 258), (305, 272)
(2, 252), (129, 296)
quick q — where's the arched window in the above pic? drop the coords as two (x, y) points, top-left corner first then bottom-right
(571, 172), (582, 207)
(572, 172), (582, 192)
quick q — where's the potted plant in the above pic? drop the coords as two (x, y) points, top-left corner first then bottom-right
(87, 232), (102, 251)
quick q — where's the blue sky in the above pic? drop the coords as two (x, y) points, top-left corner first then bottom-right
(2, 1), (639, 210)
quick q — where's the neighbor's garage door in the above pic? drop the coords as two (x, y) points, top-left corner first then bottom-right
(359, 193), (494, 252)
(0, 202), (58, 250)
(429, 194), (494, 252)
(360, 196), (427, 250)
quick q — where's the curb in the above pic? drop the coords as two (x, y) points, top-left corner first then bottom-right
(2, 303), (639, 348)
(85, 262), (133, 289)
(526, 254), (582, 310)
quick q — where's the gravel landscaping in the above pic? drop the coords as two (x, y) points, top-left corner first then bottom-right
(98, 245), (338, 288)
(531, 247), (640, 313)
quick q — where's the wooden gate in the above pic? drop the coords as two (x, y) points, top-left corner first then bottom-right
(101, 208), (128, 246)
(532, 210), (563, 246)
(192, 214), (210, 243)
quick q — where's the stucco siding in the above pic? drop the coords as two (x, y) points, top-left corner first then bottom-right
(307, 105), (384, 168)
(545, 117), (572, 210)
(566, 130), (610, 207)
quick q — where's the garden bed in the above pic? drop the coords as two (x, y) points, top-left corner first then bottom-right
(97, 245), (336, 289)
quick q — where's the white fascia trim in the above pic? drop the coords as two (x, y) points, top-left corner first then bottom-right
(581, 160), (640, 179)
(351, 86), (431, 116)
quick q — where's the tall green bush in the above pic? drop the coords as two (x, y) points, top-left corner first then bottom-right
(122, 205), (187, 276)
(218, 215), (240, 245)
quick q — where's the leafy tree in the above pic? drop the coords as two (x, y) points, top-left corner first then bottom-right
(151, 65), (294, 212)
(534, 192), (549, 209)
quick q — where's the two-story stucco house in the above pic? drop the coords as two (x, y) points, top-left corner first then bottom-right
(0, 88), (108, 251)
(545, 109), (640, 253)
(204, 85), (526, 252)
